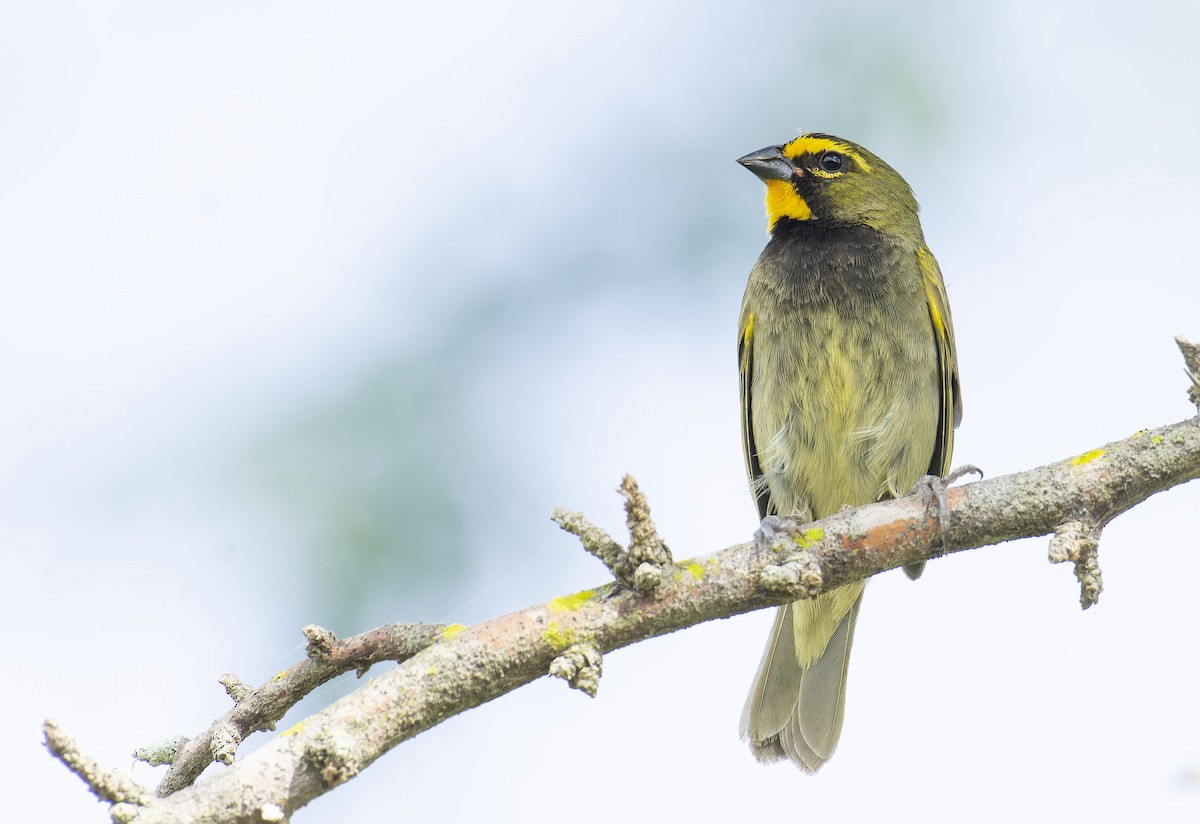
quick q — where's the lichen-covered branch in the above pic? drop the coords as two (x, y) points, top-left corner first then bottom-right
(146, 621), (444, 797)
(44, 720), (149, 808)
(44, 362), (1200, 822)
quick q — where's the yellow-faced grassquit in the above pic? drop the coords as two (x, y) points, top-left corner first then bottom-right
(736, 133), (962, 772)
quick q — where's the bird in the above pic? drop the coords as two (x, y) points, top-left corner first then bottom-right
(736, 132), (962, 772)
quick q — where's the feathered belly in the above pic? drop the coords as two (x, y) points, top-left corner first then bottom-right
(752, 311), (939, 521)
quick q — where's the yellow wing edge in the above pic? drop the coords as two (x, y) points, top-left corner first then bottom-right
(916, 246), (963, 477)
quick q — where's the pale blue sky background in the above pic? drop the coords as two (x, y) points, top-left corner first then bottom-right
(4, 2), (1200, 821)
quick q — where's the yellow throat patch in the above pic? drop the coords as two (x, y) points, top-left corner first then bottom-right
(764, 179), (811, 228)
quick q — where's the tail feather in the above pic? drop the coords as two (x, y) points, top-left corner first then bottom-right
(792, 594), (860, 763)
(740, 604), (801, 761)
(741, 591), (864, 772)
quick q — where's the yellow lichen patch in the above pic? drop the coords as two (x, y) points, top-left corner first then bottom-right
(1071, 448), (1106, 466)
(782, 135), (872, 172)
(543, 621), (577, 652)
(793, 527), (826, 548)
(441, 623), (468, 640)
(549, 589), (595, 613)
(280, 722), (305, 738)
(1151, 435), (1164, 444)
(764, 179), (811, 228)
(425, 666), (437, 677)
(681, 561), (704, 580)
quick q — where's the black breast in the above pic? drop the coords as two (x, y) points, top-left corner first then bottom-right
(760, 219), (908, 309)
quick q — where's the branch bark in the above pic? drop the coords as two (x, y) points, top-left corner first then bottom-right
(45, 392), (1200, 823)
(147, 621), (446, 797)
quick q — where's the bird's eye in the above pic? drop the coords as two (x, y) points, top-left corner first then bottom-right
(818, 152), (845, 173)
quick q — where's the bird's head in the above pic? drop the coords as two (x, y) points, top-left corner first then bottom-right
(738, 133), (921, 241)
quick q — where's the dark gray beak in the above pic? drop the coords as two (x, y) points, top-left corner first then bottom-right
(737, 145), (795, 182)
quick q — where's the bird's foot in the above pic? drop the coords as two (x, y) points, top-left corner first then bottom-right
(914, 464), (983, 520)
(911, 464), (983, 538)
(752, 510), (815, 553)
(904, 466), (979, 578)
(754, 514), (787, 550)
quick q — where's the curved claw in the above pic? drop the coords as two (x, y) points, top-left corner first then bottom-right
(945, 464), (984, 485)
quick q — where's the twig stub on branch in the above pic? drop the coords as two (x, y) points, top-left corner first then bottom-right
(549, 643), (604, 697)
(1176, 336), (1200, 411)
(553, 475), (674, 593)
(1049, 520), (1104, 609)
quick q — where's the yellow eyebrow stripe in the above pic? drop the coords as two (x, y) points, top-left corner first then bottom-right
(782, 135), (872, 172)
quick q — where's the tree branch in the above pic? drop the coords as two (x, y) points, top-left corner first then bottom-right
(44, 720), (150, 808)
(44, 363), (1200, 823)
(145, 621), (446, 797)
